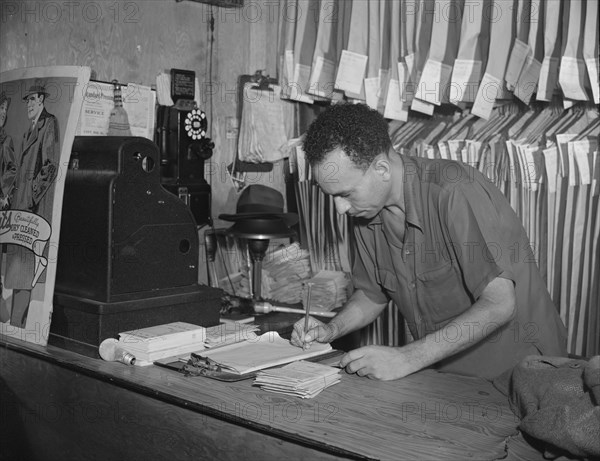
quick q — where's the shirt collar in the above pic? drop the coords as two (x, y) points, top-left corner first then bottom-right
(401, 155), (424, 232)
(365, 154), (424, 232)
(30, 108), (45, 129)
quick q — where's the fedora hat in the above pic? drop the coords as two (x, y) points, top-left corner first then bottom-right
(22, 84), (49, 100)
(219, 185), (298, 227)
(226, 217), (296, 239)
(0, 91), (10, 109)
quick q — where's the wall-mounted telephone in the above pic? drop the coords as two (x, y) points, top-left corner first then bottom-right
(155, 69), (214, 226)
(156, 104), (214, 182)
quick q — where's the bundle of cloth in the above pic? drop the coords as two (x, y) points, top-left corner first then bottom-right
(494, 355), (600, 459)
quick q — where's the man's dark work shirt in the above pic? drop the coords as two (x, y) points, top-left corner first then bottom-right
(352, 155), (567, 379)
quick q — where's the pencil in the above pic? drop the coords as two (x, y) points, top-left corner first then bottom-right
(303, 283), (313, 349)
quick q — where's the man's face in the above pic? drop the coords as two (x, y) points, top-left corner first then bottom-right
(25, 93), (44, 121)
(0, 101), (7, 127)
(314, 148), (389, 220)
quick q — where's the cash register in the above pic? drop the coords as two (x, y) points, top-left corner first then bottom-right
(49, 135), (221, 358)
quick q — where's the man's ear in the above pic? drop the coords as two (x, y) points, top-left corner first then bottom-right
(373, 155), (392, 181)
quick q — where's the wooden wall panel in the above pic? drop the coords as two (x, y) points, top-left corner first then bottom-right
(1, 2), (211, 87)
(0, 0), (282, 283)
(0, 0), (280, 219)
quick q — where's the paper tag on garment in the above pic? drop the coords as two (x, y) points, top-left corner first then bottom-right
(472, 72), (501, 120)
(505, 39), (531, 91)
(573, 140), (595, 186)
(592, 151), (599, 196)
(364, 76), (380, 110)
(335, 50), (368, 98)
(556, 133), (577, 179)
(450, 59), (482, 104)
(284, 63), (314, 104)
(415, 59), (452, 105)
(523, 145), (541, 191)
(383, 79), (406, 121)
(377, 68), (390, 113)
(438, 142), (450, 160)
(585, 57), (600, 104)
(503, 141), (515, 183)
(536, 57), (559, 101)
(398, 61), (410, 103)
(308, 56), (336, 99)
(447, 139), (464, 162)
(515, 56), (542, 104)
(285, 50), (294, 84)
(566, 142), (580, 187)
(559, 56), (588, 101)
(403, 53), (416, 105)
(543, 147), (559, 194)
(295, 63), (313, 95)
(411, 97), (435, 116)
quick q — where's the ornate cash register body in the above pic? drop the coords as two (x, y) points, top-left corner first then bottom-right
(49, 136), (221, 358)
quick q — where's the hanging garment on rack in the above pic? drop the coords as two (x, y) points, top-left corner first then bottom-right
(386, 106), (599, 356)
(288, 0), (319, 103)
(335, 0), (368, 99)
(537, 0), (563, 101)
(505, 0), (532, 92)
(449, 0), (489, 105)
(383, 0), (404, 120)
(414, 0), (462, 106)
(375, 0), (393, 113)
(514, 0), (545, 104)
(559, 0), (589, 103)
(280, 0), (298, 94)
(409, 0), (436, 115)
(472, 0), (516, 119)
(582, 0), (600, 105)
(308, 0), (350, 100)
(278, 0), (599, 114)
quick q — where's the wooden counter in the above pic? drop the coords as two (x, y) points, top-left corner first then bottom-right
(0, 334), (545, 461)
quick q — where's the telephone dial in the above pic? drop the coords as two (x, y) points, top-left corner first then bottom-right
(185, 109), (207, 140)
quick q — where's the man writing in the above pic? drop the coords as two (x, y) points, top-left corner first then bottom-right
(291, 103), (567, 380)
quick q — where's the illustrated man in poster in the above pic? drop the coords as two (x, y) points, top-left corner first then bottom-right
(0, 91), (16, 209)
(0, 91), (17, 324)
(3, 84), (59, 328)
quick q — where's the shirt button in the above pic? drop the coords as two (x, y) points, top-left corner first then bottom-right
(405, 249), (411, 255)
(410, 282), (416, 289)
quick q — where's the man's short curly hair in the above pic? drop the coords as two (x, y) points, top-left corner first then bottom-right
(303, 103), (391, 170)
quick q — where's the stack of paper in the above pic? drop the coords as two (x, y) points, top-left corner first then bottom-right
(254, 361), (341, 398)
(263, 244), (312, 303)
(229, 243), (312, 304)
(204, 323), (260, 349)
(301, 270), (349, 311)
(199, 331), (333, 375)
(118, 322), (207, 365)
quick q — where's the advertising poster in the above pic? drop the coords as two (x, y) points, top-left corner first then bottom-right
(0, 66), (90, 345)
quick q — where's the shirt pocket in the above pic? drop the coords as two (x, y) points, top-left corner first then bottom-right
(416, 262), (471, 325)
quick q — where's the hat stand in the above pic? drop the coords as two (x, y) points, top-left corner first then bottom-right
(226, 218), (295, 300)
